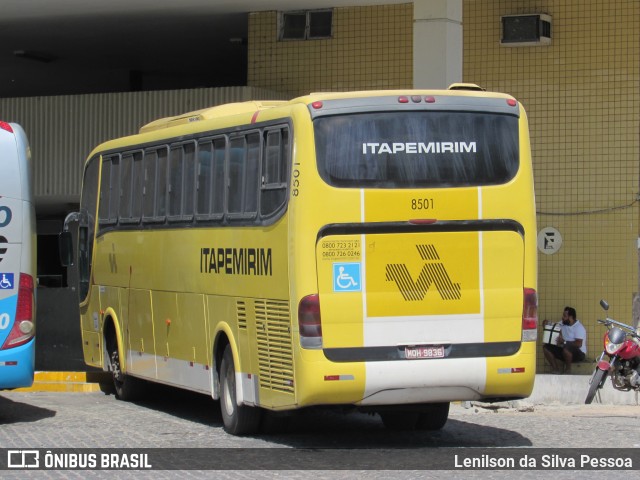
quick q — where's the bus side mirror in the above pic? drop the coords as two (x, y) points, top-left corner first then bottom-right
(59, 231), (74, 267)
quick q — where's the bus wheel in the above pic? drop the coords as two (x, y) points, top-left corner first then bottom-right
(110, 348), (144, 401)
(416, 402), (449, 430)
(379, 411), (419, 431)
(219, 345), (262, 435)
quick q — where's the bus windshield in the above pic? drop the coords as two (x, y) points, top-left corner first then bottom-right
(314, 111), (519, 188)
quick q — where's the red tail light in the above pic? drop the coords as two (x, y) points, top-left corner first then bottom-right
(522, 288), (538, 341)
(0, 121), (13, 133)
(298, 294), (322, 349)
(1, 273), (35, 350)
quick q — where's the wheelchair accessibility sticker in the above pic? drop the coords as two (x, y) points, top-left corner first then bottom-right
(333, 263), (361, 292)
(0, 273), (14, 290)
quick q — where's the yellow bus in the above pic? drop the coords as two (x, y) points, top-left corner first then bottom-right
(61, 86), (537, 435)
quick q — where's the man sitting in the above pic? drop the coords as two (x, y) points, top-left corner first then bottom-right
(542, 306), (587, 374)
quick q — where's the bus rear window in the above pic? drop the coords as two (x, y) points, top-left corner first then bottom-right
(314, 111), (519, 188)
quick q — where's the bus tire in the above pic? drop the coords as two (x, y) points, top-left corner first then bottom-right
(219, 345), (262, 435)
(416, 402), (449, 430)
(110, 348), (144, 401)
(98, 381), (116, 395)
(379, 411), (419, 431)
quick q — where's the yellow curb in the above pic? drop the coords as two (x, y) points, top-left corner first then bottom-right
(34, 371), (90, 382)
(13, 371), (110, 393)
(14, 383), (102, 393)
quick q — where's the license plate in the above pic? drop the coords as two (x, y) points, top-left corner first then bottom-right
(404, 345), (445, 359)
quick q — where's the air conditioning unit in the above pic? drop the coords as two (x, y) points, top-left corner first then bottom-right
(501, 14), (551, 46)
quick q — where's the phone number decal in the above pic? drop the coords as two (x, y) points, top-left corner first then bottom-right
(321, 239), (360, 260)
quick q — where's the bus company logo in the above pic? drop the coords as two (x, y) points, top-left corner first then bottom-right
(385, 244), (461, 302)
(0, 236), (7, 263)
(200, 247), (273, 276)
(362, 141), (477, 155)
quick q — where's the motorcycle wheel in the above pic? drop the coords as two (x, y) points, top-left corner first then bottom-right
(585, 368), (608, 404)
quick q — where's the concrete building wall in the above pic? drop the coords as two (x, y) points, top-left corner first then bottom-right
(463, 0), (640, 372)
(413, 0), (462, 88)
(248, 4), (414, 97)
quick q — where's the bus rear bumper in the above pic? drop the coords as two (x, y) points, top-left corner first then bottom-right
(0, 339), (35, 389)
(357, 357), (489, 406)
(295, 346), (536, 407)
(359, 350), (535, 406)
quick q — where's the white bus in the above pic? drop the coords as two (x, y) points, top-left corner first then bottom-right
(0, 121), (37, 389)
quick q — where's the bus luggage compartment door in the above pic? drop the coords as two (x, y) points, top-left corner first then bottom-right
(316, 228), (525, 353)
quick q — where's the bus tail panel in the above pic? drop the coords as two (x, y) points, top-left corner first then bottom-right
(0, 338), (35, 389)
(0, 199), (24, 351)
(315, 224), (530, 402)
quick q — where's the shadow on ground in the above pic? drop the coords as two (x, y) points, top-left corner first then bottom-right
(0, 394), (56, 424)
(122, 383), (532, 448)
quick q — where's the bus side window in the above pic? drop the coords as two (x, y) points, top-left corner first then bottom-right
(142, 147), (168, 223)
(228, 137), (245, 215)
(120, 153), (132, 220)
(244, 132), (260, 216)
(168, 142), (195, 222)
(78, 157), (100, 301)
(98, 155), (120, 226)
(261, 127), (289, 217)
(196, 140), (213, 218)
(227, 133), (259, 220)
(131, 151), (144, 221)
(212, 137), (226, 216)
(196, 138), (225, 222)
(98, 158), (110, 223)
(156, 147), (168, 220)
(182, 142), (196, 220)
(142, 150), (158, 222)
(168, 146), (184, 219)
(119, 151), (143, 224)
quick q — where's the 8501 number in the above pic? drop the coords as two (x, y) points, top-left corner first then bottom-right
(411, 198), (434, 210)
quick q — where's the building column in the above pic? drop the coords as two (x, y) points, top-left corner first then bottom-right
(413, 0), (463, 89)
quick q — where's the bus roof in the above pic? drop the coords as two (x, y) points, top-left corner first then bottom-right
(139, 101), (287, 134)
(138, 86), (513, 134)
(88, 87), (519, 160)
(290, 85), (509, 103)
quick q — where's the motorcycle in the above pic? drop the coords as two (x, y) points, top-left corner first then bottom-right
(585, 300), (640, 404)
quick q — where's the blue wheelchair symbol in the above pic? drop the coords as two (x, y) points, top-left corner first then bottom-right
(333, 263), (361, 292)
(0, 273), (14, 290)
